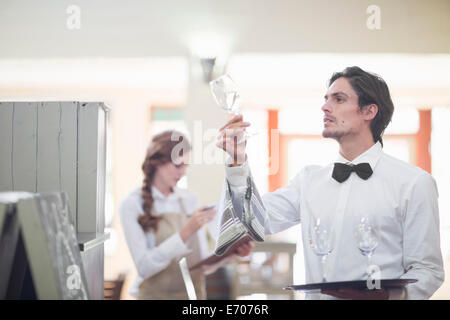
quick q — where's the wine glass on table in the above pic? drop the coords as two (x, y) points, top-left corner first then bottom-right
(354, 214), (379, 281)
(309, 215), (335, 283)
(209, 74), (257, 143)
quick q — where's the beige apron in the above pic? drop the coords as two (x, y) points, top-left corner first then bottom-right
(137, 198), (206, 300)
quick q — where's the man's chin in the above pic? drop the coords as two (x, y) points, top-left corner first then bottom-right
(322, 129), (332, 138)
(322, 129), (339, 140)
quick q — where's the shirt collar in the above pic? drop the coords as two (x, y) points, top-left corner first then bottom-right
(151, 185), (180, 201)
(334, 141), (383, 170)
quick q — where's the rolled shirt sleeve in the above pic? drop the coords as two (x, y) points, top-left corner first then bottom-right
(224, 157), (301, 235)
(400, 172), (444, 299)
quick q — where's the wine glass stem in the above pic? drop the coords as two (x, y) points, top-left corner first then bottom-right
(367, 252), (373, 279)
(321, 255), (327, 283)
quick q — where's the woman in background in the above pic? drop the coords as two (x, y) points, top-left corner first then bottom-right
(120, 130), (252, 300)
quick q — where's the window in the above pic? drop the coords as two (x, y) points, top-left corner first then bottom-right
(150, 107), (189, 188)
(242, 108), (269, 194)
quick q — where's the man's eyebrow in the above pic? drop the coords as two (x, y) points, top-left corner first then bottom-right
(324, 92), (350, 99)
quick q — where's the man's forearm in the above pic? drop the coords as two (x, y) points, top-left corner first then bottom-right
(225, 156), (250, 191)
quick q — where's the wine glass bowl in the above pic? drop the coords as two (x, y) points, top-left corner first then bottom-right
(309, 218), (333, 256)
(210, 74), (242, 114)
(210, 74), (257, 143)
(356, 217), (379, 256)
(309, 216), (334, 282)
(354, 215), (379, 280)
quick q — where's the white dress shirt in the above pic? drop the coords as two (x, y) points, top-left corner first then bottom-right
(224, 141), (444, 299)
(119, 186), (220, 297)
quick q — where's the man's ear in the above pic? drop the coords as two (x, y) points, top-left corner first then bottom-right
(363, 104), (378, 121)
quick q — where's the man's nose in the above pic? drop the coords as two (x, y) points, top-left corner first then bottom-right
(321, 101), (332, 113)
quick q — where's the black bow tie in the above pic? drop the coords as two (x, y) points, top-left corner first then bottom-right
(332, 162), (373, 183)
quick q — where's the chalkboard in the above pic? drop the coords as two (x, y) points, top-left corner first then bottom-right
(0, 202), (6, 236)
(0, 192), (35, 299)
(0, 201), (19, 299)
(0, 192), (33, 230)
(17, 192), (89, 299)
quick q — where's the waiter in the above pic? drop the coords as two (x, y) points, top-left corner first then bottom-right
(216, 66), (444, 299)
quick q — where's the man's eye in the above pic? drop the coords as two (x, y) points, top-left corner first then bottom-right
(336, 97), (345, 102)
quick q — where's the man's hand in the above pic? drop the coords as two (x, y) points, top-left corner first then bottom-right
(321, 288), (389, 300)
(233, 240), (254, 257)
(216, 114), (250, 166)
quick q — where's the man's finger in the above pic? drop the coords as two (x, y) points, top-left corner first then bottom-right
(219, 127), (244, 138)
(226, 128), (247, 139)
(219, 122), (250, 135)
(219, 114), (243, 131)
(220, 136), (244, 148)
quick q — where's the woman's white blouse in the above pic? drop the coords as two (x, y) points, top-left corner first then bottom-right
(119, 186), (219, 297)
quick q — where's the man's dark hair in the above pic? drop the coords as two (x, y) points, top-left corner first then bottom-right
(328, 66), (394, 146)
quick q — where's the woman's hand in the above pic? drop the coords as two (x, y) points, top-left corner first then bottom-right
(201, 240), (255, 275)
(179, 207), (216, 243)
(216, 114), (250, 166)
(233, 240), (254, 257)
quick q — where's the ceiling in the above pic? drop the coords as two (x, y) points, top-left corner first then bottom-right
(0, 0), (449, 59)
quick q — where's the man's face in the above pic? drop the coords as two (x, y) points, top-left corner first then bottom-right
(321, 77), (368, 141)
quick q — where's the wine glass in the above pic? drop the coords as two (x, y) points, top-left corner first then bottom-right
(354, 214), (379, 280)
(309, 215), (335, 283)
(210, 74), (256, 143)
(210, 74), (242, 114)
